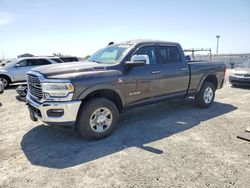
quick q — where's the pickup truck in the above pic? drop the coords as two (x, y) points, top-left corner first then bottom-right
(26, 40), (226, 140)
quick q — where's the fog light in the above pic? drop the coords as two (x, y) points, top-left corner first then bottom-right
(47, 109), (64, 117)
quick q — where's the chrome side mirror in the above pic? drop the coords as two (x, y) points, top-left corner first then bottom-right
(125, 55), (149, 66)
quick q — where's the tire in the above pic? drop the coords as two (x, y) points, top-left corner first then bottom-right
(195, 82), (215, 108)
(0, 76), (10, 88)
(76, 97), (119, 140)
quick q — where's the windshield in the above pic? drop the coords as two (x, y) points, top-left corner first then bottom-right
(1, 59), (18, 68)
(88, 44), (132, 64)
(237, 59), (250, 68)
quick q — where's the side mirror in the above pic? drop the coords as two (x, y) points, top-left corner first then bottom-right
(185, 55), (191, 61)
(0, 82), (4, 94)
(14, 64), (21, 68)
(125, 55), (149, 66)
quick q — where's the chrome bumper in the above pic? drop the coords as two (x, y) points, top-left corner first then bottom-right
(26, 94), (81, 126)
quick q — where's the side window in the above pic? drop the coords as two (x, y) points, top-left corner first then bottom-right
(158, 46), (181, 64)
(29, 59), (51, 66)
(37, 59), (51, 65)
(16, 60), (29, 67)
(133, 46), (156, 65)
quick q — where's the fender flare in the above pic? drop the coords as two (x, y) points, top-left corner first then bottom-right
(77, 84), (125, 106)
(197, 73), (219, 92)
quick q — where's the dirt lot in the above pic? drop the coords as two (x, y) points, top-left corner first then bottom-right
(0, 72), (250, 187)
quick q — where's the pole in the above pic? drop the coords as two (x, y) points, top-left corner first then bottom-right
(216, 35), (220, 55)
(1, 50), (4, 60)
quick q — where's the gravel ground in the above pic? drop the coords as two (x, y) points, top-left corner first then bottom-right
(0, 71), (249, 187)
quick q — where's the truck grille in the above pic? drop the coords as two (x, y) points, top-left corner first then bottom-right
(27, 74), (43, 100)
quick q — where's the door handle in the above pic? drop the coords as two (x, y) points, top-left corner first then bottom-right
(151, 70), (160, 74)
(180, 68), (188, 71)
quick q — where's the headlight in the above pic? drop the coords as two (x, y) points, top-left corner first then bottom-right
(41, 82), (74, 97)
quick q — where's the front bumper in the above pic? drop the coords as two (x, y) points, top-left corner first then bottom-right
(26, 94), (81, 126)
(229, 75), (250, 86)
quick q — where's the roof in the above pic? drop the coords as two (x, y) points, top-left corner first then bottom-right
(120, 39), (180, 45)
(18, 56), (61, 60)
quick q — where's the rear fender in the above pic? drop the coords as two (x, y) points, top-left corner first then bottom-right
(197, 73), (219, 92)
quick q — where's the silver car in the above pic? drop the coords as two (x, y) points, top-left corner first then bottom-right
(229, 59), (250, 87)
(0, 57), (63, 87)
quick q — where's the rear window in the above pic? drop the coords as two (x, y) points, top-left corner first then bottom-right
(60, 57), (79, 62)
(158, 46), (181, 64)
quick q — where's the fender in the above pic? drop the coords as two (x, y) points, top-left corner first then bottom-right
(196, 72), (219, 92)
(77, 84), (125, 107)
(0, 70), (14, 82)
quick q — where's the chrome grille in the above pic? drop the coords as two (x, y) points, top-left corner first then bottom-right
(27, 74), (43, 100)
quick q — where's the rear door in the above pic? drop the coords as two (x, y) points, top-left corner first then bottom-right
(155, 45), (190, 96)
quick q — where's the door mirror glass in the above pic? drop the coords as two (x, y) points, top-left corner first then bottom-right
(125, 55), (149, 66)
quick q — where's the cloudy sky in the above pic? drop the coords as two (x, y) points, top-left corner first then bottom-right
(0, 0), (249, 58)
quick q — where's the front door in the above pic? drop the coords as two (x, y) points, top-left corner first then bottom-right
(12, 60), (34, 82)
(124, 45), (160, 106)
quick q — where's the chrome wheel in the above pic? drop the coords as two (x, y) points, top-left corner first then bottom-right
(0, 78), (8, 87)
(89, 107), (113, 133)
(203, 87), (213, 104)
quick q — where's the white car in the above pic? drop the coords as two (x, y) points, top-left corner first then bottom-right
(0, 57), (63, 87)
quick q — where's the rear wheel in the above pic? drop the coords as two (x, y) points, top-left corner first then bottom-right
(0, 76), (10, 88)
(76, 98), (119, 140)
(195, 82), (215, 108)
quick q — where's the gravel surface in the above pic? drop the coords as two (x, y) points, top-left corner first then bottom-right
(0, 71), (249, 187)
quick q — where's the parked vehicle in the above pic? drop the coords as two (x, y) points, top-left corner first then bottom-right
(0, 81), (4, 94)
(0, 56), (63, 88)
(26, 40), (226, 140)
(229, 59), (250, 86)
(16, 85), (27, 102)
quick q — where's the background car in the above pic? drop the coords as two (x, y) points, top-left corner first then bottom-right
(0, 56), (63, 88)
(229, 59), (250, 87)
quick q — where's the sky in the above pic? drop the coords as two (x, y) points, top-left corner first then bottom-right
(0, 0), (249, 58)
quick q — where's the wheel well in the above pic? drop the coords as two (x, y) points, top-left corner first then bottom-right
(203, 75), (218, 89)
(82, 89), (123, 113)
(0, 74), (11, 83)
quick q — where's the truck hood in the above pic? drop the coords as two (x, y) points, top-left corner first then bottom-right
(32, 61), (112, 78)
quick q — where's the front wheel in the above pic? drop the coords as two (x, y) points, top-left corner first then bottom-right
(195, 82), (215, 108)
(76, 98), (119, 140)
(0, 76), (10, 88)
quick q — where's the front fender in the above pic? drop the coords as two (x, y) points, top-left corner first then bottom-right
(76, 84), (125, 106)
(0, 70), (13, 82)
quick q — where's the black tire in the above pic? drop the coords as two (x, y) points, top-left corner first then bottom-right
(76, 97), (119, 140)
(195, 82), (215, 108)
(0, 75), (11, 88)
